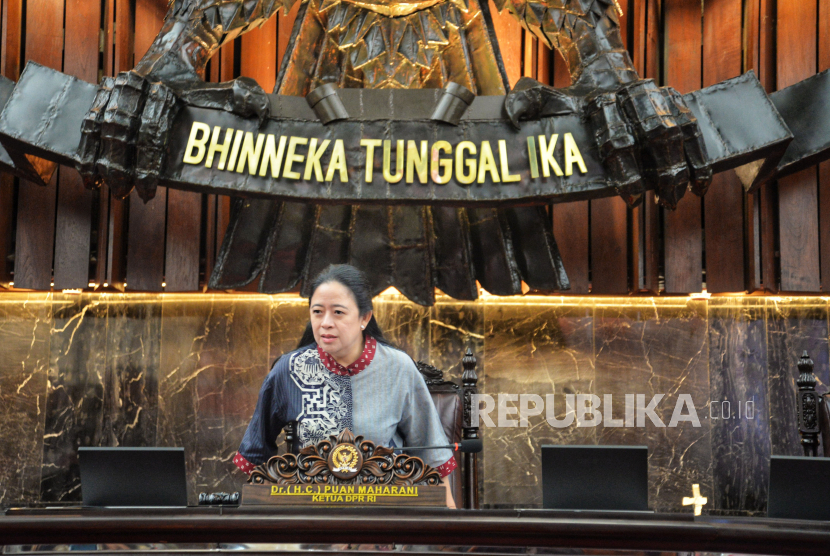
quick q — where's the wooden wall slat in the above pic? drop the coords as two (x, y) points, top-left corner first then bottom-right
(102, 0), (134, 287)
(126, 193), (166, 291)
(96, 0), (115, 286)
(203, 50), (222, 287)
(0, 175), (13, 281)
(662, 0), (702, 293)
(631, 0), (646, 77)
(204, 194), (216, 289)
(241, 16), (278, 94)
(633, 0), (660, 292)
(488, 0), (521, 88)
(14, 173), (57, 289)
(113, 0), (134, 74)
(212, 28), (237, 274)
(702, 0), (744, 293)
(743, 0), (760, 291)
(165, 190), (201, 291)
(144, 0), (202, 292)
(759, 0), (776, 292)
(0, 0), (22, 282)
(1, 0), (22, 79)
(53, 0), (102, 289)
(13, 0), (64, 289)
(52, 168), (93, 288)
(776, 0), (819, 291)
(589, 6), (628, 294)
(537, 40), (550, 85)
(126, 0), (168, 292)
(819, 0), (830, 293)
(744, 0), (777, 291)
(590, 197), (628, 293)
(552, 198), (589, 294)
(630, 0), (645, 291)
(549, 51), (588, 293)
(523, 35), (535, 79)
(278, 3), (300, 70)
(216, 195), (232, 257)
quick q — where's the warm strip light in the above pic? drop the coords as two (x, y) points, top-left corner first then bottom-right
(377, 286), (401, 297)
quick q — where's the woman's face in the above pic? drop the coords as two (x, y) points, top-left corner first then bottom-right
(310, 281), (372, 365)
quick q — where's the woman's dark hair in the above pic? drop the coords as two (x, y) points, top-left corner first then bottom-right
(297, 264), (390, 348)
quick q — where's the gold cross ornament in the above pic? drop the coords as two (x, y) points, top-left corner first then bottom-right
(682, 484), (708, 516)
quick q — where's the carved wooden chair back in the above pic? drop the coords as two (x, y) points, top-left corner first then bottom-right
(415, 349), (480, 509)
(794, 351), (830, 457)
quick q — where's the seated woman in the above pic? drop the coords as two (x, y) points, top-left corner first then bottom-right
(234, 264), (457, 507)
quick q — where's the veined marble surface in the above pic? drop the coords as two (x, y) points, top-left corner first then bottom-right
(0, 292), (826, 515)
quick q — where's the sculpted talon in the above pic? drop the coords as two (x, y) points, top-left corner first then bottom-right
(87, 70), (152, 197)
(76, 76), (115, 187)
(660, 87), (712, 196)
(504, 78), (579, 129)
(505, 91), (533, 130)
(232, 77), (270, 121)
(135, 81), (181, 201)
(616, 80), (689, 203)
(585, 92), (644, 204)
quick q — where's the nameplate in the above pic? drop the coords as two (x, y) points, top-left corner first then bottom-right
(241, 483), (446, 506)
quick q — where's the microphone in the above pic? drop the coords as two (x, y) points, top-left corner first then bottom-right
(404, 439), (483, 454)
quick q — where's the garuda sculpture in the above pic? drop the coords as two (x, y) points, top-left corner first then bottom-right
(74, 0), (712, 305)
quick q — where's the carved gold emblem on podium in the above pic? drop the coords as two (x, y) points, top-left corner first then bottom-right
(329, 443), (361, 479)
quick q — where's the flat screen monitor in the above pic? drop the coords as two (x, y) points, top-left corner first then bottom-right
(542, 445), (649, 511)
(768, 455), (830, 520)
(79, 447), (188, 507)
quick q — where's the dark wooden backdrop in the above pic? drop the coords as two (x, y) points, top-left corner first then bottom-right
(0, 0), (824, 295)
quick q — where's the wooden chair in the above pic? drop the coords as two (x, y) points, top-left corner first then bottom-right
(284, 348), (481, 509)
(795, 351), (830, 457)
(415, 348), (480, 509)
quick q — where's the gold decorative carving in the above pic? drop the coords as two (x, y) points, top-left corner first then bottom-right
(248, 428), (442, 486)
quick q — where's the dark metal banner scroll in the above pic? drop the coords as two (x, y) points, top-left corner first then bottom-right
(1, 62), (827, 206)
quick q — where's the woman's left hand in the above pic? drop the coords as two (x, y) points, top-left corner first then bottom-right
(444, 480), (456, 509)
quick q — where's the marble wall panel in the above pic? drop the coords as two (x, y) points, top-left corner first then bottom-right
(5, 293), (830, 513)
(708, 297), (770, 515)
(41, 294), (110, 502)
(481, 298), (595, 507)
(374, 294), (431, 362)
(157, 295), (270, 503)
(594, 299), (711, 513)
(102, 294), (162, 447)
(429, 297), (484, 384)
(269, 296), (310, 365)
(429, 297), (485, 501)
(0, 294), (51, 507)
(767, 298), (829, 457)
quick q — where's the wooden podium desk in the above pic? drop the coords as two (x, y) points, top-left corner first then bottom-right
(3, 507), (830, 555)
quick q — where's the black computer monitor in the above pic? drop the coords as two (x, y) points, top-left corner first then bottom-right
(768, 455), (830, 520)
(541, 445), (649, 511)
(79, 447), (188, 507)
